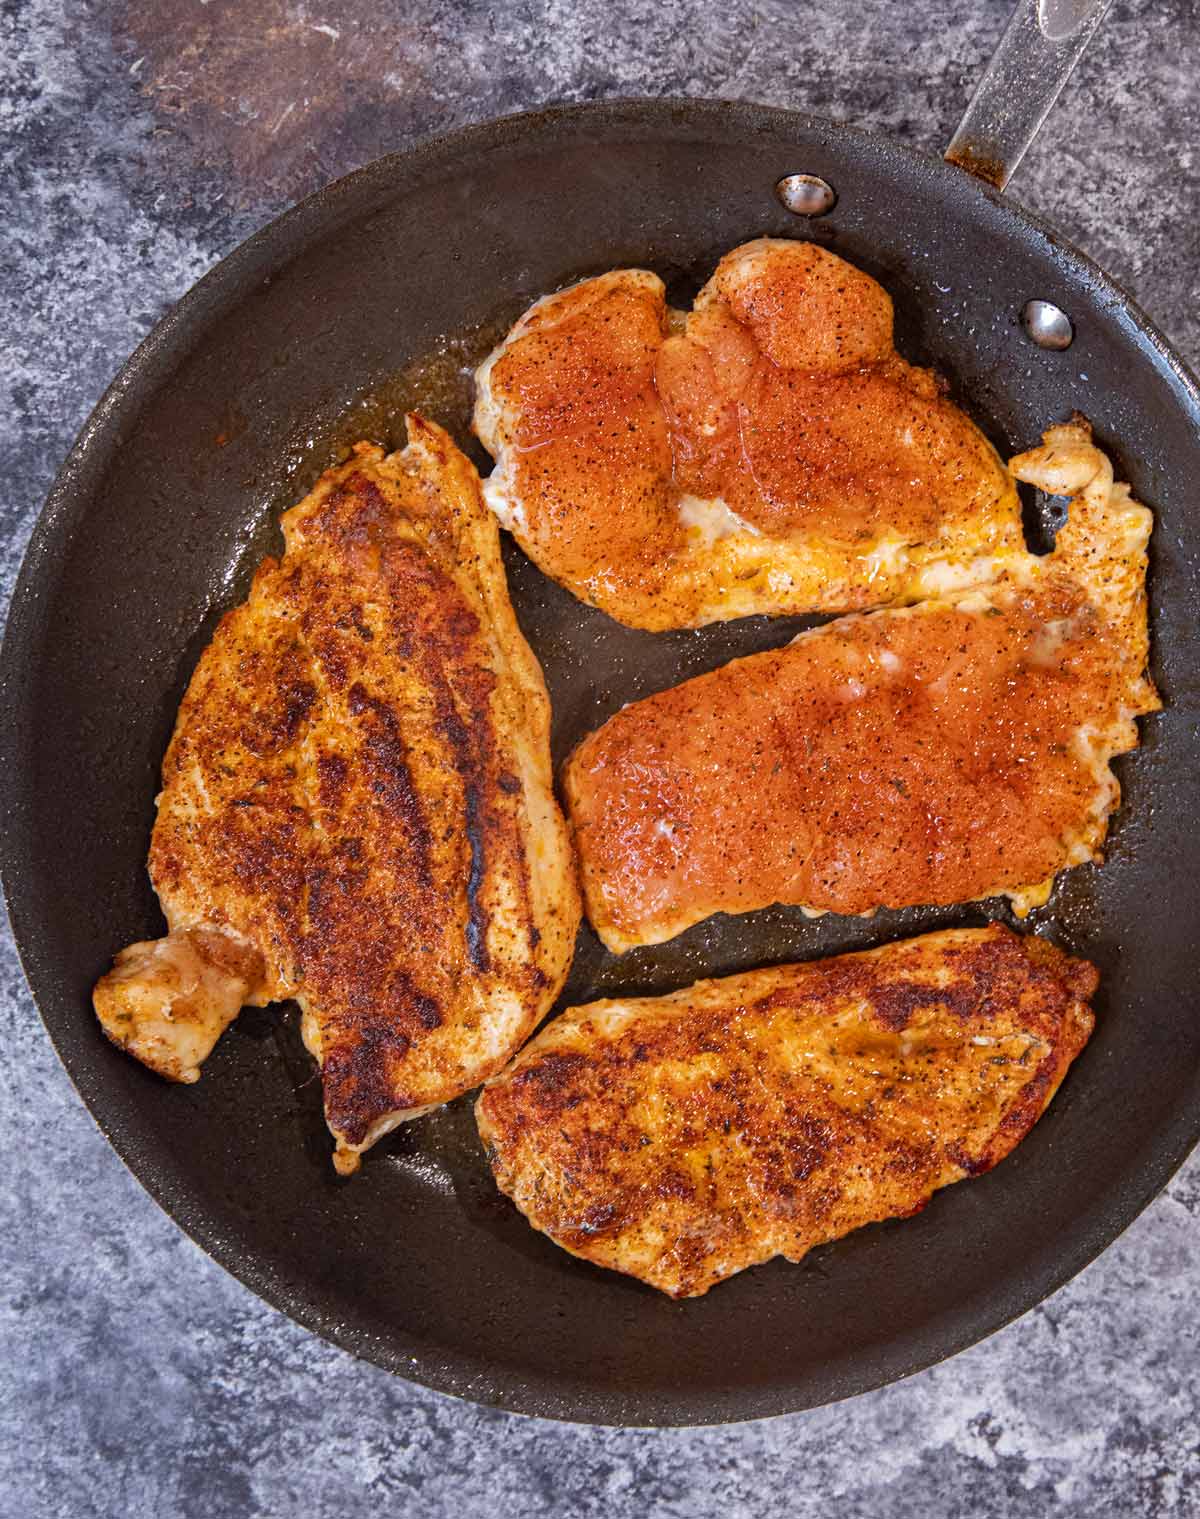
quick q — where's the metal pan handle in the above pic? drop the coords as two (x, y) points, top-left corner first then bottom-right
(945, 0), (1114, 188)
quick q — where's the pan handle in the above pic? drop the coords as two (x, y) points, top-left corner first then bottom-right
(945, 0), (1114, 189)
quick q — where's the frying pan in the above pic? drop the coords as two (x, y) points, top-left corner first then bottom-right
(3, 0), (1199, 1426)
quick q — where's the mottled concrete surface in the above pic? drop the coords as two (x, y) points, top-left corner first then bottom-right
(2, 0), (1198, 1513)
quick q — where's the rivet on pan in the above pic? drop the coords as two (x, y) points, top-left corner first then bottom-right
(1021, 299), (1074, 350)
(775, 174), (837, 217)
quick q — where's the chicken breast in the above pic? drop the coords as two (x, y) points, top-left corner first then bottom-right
(477, 925), (1096, 1297)
(94, 416), (580, 1173)
(565, 421), (1157, 951)
(473, 238), (1023, 630)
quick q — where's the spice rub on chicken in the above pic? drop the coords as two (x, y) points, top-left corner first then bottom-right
(477, 925), (1096, 1298)
(565, 421), (1157, 951)
(473, 238), (1023, 630)
(94, 417), (580, 1174)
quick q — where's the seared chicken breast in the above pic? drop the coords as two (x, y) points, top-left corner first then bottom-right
(94, 417), (580, 1173)
(478, 925), (1096, 1297)
(473, 238), (1023, 629)
(565, 422), (1157, 951)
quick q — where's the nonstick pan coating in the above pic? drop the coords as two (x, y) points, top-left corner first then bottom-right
(3, 100), (1199, 1426)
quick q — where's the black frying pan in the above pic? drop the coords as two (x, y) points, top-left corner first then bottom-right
(3, 2), (1199, 1427)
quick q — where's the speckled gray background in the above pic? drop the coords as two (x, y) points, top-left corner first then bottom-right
(3, 1), (1199, 1513)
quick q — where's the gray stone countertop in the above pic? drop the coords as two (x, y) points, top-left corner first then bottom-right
(2, 1), (1198, 1514)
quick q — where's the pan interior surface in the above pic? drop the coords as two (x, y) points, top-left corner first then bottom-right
(3, 101), (1199, 1426)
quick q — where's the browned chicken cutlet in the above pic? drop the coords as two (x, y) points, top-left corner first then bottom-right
(473, 238), (1024, 629)
(477, 925), (1097, 1298)
(565, 422), (1158, 951)
(94, 416), (580, 1174)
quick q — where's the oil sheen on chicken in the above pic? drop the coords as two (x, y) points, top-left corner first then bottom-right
(564, 421), (1157, 951)
(477, 925), (1096, 1297)
(93, 416), (580, 1173)
(473, 238), (1024, 629)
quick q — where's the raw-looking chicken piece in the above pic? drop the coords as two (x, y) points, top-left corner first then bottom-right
(94, 417), (580, 1173)
(564, 421), (1157, 951)
(473, 238), (1024, 629)
(477, 925), (1096, 1297)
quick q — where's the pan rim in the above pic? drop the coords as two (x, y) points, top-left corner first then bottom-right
(2, 94), (1199, 1426)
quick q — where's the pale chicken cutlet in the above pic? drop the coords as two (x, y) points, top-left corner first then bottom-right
(93, 417), (580, 1174)
(565, 421), (1157, 951)
(477, 925), (1097, 1298)
(473, 238), (1024, 630)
